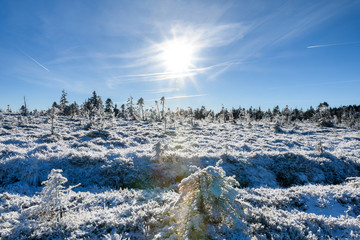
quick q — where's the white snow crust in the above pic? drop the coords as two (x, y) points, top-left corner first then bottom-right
(0, 114), (359, 239)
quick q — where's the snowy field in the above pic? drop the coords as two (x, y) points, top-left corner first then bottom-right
(1, 113), (360, 239)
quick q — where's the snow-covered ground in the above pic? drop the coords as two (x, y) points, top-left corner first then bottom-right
(1, 114), (359, 239)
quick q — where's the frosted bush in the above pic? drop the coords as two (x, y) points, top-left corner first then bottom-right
(151, 142), (190, 187)
(48, 107), (59, 135)
(24, 159), (41, 186)
(273, 121), (282, 133)
(346, 177), (360, 188)
(153, 142), (166, 159)
(158, 161), (248, 239)
(316, 140), (325, 153)
(155, 154), (190, 186)
(38, 169), (79, 221)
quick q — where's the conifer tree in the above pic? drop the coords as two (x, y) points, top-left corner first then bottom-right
(160, 96), (165, 119)
(114, 104), (120, 117)
(59, 90), (68, 115)
(159, 161), (247, 239)
(69, 102), (80, 119)
(105, 98), (114, 114)
(137, 97), (145, 120)
(87, 91), (104, 118)
(121, 104), (125, 118)
(155, 100), (160, 121)
(20, 96), (29, 116)
(126, 96), (134, 120)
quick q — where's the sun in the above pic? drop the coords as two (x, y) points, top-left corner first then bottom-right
(160, 38), (195, 74)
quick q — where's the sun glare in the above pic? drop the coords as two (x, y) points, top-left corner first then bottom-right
(160, 38), (195, 74)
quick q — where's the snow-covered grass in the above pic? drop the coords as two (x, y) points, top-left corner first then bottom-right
(1, 114), (360, 239)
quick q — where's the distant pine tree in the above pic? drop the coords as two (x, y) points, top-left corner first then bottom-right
(69, 102), (80, 119)
(137, 97), (145, 120)
(105, 98), (114, 113)
(20, 105), (28, 116)
(121, 104), (125, 118)
(160, 96), (165, 119)
(59, 90), (69, 115)
(114, 104), (120, 117)
(20, 96), (29, 116)
(126, 96), (134, 120)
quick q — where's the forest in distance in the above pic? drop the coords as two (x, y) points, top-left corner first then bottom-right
(10, 90), (360, 130)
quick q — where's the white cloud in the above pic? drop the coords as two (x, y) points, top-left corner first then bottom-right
(166, 94), (206, 100)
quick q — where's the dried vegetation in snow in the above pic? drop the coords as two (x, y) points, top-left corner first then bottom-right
(1, 113), (360, 239)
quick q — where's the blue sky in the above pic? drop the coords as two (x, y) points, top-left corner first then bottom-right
(1, 0), (360, 112)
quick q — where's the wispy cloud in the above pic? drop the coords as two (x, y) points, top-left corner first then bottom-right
(144, 87), (180, 94)
(146, 94), (206, 102)
(106, 60), (243, 88)
(307, 41), (360, 49)
(167, 23), (249, 49)
(15, 0), (357, 98)
(47, 21), (248, 89)
(106, 71), (198, 88)
(44, 2), (356, 93)
(166, 94), (206, 100)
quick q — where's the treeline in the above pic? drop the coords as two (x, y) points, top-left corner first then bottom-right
(215, 102), (360, 128)
(7, 90), (360, 129)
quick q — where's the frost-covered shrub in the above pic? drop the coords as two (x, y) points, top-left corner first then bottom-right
(151, 153), (190, 187)
(24, 159), (41, 186)
(318, 119), (334, 128)
(269, 152), (359, 187)
(38, 169), (78, 221)
(153, 142), (166, 158)
(273, 121), (282, 133)
(100, 159), (140, 188)
(270, 154), (309, 187)
(316, 140), (325, 153)
(347, 177), (360, 188)
(150, 142), (192, 187)
(48, 107), (59, 135)
(157, 161), (248, 239)
(86, 130), (110, 139)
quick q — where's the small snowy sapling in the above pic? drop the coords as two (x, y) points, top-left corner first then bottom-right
(159, 161), (248, 239)
(39, 169), (79, 221)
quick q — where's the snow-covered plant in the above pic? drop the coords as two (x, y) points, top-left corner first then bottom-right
(316, 140), (324, 153)
(39, 169), (79, 221)
(24, 159), (41, 186)
(155, 100), (160, 121)
(273, 121), (282, 133)
(163, 117), (167, 133)
(137, 97), (145, 121)
(159, 161), (248, 239)
(346, 177), (360, 188)
(48, 106), (59, 135)
(151, 142), (189, 187)
(160, 96), (165, 120)
(148, 106), (158, 121)
(153, 142), (166, 159)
